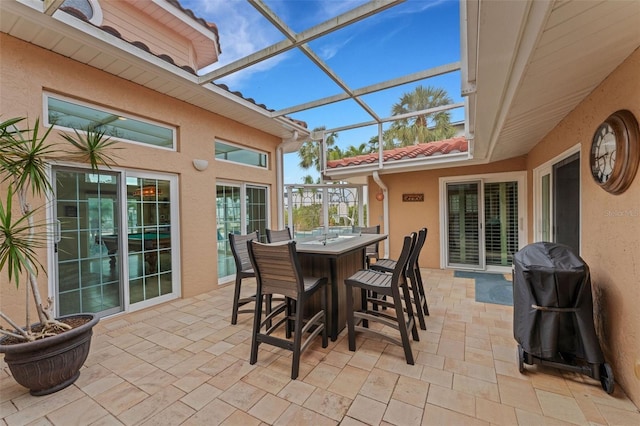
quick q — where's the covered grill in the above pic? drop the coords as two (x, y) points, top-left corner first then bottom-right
(513, 242), (614, 393)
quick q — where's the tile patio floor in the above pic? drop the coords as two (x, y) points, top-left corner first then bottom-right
(2, 269), (639, 425)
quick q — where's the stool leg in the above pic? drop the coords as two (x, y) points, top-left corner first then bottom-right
(291, 298), (303, 379)
(231, 275), (242, 325)
(346, 283), (356, 352)
(408, 273), (426, 330)
(416, 268), (429, 316)
(393, 285), (415, 365)
(250, 292), (264, 365)
(321, 284), (328, 348)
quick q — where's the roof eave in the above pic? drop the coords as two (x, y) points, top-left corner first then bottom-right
(323, 152), (472, 180)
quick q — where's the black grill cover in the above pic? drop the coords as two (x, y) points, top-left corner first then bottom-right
(513, 242), (603, 363)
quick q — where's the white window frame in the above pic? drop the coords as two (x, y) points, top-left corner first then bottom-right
(43, 92), (177, 151)
(215, 139), (269, 169)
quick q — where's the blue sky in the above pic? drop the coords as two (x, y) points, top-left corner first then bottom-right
(180, 0), (462, 183)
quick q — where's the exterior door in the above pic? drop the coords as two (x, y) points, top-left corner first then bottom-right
(216, 183), (268, 282)
(553, 153), (580, 252)
(534, 148), (580, 253)
(446, 181), (483, 269)
(125, 174), (177, 308)
(54, 168), (123, 317)
(443, 174), (525, 271)
(53, 168), (179, 317)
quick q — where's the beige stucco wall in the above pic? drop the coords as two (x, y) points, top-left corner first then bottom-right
(527, 47), (640, 405)
(0, 34), (281, 320)
(367, 156), (527, 268)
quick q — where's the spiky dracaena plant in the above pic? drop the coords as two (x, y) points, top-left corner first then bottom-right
(0, 117), (118, 341)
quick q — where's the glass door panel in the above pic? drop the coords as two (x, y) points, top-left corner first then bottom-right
(55, 169), (122, 317)
(126, 177), (173, 305)
(446, 181), (482, 268)
(553, 153), (580, 252)
(246, 186), (268, 243)
(541, 173), (551, 241)
(216, 184), (241, 279)
(216, 184), (268, 280)
(484, 181), (519, 267)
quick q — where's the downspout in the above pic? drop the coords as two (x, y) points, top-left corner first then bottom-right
(372, 170), (389, 258)
(276, 130), (299, 229)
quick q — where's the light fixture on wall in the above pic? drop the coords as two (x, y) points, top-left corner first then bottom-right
(375, 190), (384, 201)
(192, 159), (209, 171)
(133, 185), (162, 197)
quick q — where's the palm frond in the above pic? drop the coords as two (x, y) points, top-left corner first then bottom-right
(60, 128), (121, 172)
(0, 188), (46, 287)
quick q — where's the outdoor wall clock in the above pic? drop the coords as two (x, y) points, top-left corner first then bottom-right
(589, 109), (640, 194)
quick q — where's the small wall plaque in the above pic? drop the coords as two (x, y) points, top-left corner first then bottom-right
(402, 193), (424, 202)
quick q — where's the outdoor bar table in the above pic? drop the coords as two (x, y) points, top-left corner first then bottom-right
(295, 233), (388, 341)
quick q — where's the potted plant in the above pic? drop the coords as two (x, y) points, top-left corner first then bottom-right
(0, 117), (118, 396)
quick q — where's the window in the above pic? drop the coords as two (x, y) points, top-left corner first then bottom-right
(61, 0), (103, 24)
(45, 94), (175, 150)
(215, 140), (268, 168)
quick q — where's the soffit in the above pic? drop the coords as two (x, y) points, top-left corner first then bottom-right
(471, 0), (640, 163)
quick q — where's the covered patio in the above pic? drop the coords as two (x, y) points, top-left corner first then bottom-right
(2, 269), (639, 425)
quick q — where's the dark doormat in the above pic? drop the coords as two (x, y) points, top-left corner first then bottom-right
(454, 270), (513, 306)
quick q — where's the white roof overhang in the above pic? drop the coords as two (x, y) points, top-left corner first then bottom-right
(467, 0), (640, 163)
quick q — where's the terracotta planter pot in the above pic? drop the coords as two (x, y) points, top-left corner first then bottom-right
(0, 314), (99, 396)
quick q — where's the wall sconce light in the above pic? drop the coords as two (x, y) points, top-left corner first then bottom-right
(375, 190), (384, 201)
(192, 159), (209, 171)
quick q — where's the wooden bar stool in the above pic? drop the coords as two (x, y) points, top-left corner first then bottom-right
(345, 234), (419, 364)
(247, 240), (328, 379)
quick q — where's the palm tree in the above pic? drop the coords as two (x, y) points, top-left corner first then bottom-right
(343, 143), (370, 158)
(298, 126), (338, 173)
(387, 85), (456, 146)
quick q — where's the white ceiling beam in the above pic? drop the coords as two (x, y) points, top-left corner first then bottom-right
(43, 0), (65, 16)
(198, 0), (404, 84)
(323, 102), (465, 135)
(273, 62), (461, 117)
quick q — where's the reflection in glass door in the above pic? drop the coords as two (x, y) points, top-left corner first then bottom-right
(55, 169), (122, 317)
(216, 183), (268, 281)
(126, 176), (174, 306)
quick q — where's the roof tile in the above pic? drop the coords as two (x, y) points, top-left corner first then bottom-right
(326, 137), (468, 169)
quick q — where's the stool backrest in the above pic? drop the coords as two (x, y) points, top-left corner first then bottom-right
(248, 240), (303, 300)
(229, 231), (259, 273)
(408, 228), (427, 271)
(266, 227), (292, 243)
(393, 233), (415, 283)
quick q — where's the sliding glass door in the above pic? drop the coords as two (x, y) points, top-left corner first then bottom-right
(216, 183), (268, 281)
(54, 168), (123, 317)
(53, 167), (179, 317)
(442, 173), (525, 271)
(446, 181), (482, 268)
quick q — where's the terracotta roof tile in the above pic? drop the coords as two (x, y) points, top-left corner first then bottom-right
(326, 137), (468, 169)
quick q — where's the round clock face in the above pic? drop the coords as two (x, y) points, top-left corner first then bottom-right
(591, 123), (617, 184)
(589, 110), (640, 194)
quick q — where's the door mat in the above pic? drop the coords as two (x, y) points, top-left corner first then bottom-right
(454, 270), (513, 306)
